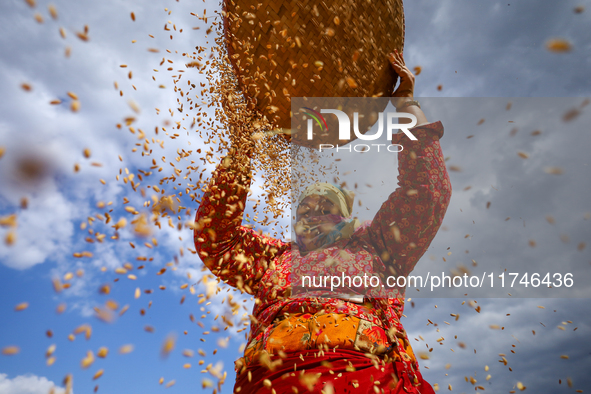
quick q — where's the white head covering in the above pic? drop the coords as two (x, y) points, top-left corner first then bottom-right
(298, 182), (354, 218)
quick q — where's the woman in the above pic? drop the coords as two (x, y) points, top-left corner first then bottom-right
(194, 50), (451, 393)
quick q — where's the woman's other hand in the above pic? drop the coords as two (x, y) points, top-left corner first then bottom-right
(387, 49), (427, 126)
(388, 49), (415, 109)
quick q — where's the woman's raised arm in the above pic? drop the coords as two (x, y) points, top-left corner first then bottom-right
(193, 136), (288, 294)
(366, 50), (452, 278)
(368, 122), (451, 278)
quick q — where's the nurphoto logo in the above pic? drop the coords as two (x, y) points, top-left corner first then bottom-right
(301, 107), (419, 152)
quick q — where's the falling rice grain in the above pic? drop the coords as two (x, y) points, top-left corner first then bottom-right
(97, 347), (108, 358)
(546, 38), (572, 53)
(0, 214), (17, 227)
(202, 379), (213, 389)
(76, 32), (89, 41)
(1, 346), (20, 355)
(81, 350), (95, 369)
(562, 108), (581, 122)
(119, 344), (134, 354)
(161, 333), (176, 358)
(48, 4), (58, 19)
(544, 167), (564, 175)
(5, 231), (16, 246)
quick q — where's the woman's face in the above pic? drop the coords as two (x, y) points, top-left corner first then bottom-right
(296, 195), (341, 222)
(295, 195), (346, 250)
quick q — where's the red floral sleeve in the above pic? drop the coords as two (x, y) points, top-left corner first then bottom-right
(368, 121), (452, 277)
(194, 158), (287, 294)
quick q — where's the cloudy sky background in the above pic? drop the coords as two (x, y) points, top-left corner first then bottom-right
(0, 0), (590, 393)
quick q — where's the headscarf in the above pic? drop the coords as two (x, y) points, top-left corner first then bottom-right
(295, 183), (360, 252)
(297, 183), (354, 218)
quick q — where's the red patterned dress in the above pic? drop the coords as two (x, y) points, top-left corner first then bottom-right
(194, 122), (451, 393)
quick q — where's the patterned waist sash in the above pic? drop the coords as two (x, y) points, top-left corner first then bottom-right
(236, 312), (416, 373)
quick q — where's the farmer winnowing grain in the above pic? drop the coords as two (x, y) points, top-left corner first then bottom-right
(194, 49), (451, 394)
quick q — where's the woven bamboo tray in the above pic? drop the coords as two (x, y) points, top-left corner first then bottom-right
(223, 0), (405, 147)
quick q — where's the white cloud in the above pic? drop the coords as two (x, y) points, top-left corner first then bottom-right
(0, 373), (68, 394)
(0, 186), (75, 270)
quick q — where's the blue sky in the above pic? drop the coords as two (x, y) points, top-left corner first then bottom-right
(1, 0), (591, 393)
